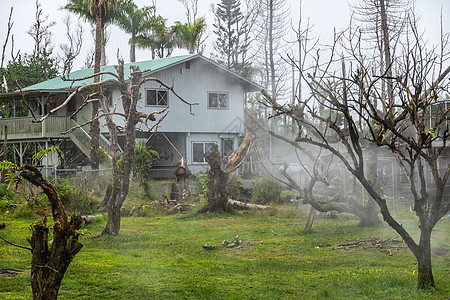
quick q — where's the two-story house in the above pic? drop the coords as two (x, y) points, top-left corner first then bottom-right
(0, 54), (261, 176)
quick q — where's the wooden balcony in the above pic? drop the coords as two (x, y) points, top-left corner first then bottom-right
(0, 116), (70, 141)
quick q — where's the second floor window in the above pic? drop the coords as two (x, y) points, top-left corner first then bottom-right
(208, 92), (228, 109)
(146, 89), (168, 106)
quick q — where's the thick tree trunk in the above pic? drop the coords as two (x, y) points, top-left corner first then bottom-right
(101, 64), (140, 235)
(21, 164), (83, 300)
(201, 114), (256, 213)
(358, 200), (381, 227)
(89, 110), (100, 170)
(200, 144), (230, 212)
(415, 228), (435, 288)
(90, 8), (102, 170)
(102, 191), (122, 235)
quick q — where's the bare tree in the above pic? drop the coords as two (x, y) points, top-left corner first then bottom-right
(263, 14), (450, 289)
(58, 15), (84, 76)
(256, 0), (290, 102)
(179, 0), (199, 26)
(0, 150), (84, 300)
(35, 60), (197, 235)
(1, 7), (14, 68)
(201, 112), (257, 212)
(27, 0), (56, 58)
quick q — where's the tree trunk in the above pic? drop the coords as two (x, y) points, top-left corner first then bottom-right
(101, 64), (140, 235)
(90, 7), (102, 170)
(20, 164), (83, 300)
(200, 144), (230, 212)
(415, 228), (435, 289)
(102, 190), (122, 235)
(130, 43), (136, 63)
(89, 108), (100, 170)
(358, 200), (381, 227)
(362, 143), (381, 227)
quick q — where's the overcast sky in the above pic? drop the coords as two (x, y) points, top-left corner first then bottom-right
(0, 0), (448, 70)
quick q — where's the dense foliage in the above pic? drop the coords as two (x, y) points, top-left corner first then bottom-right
(251, 175), (282, 204)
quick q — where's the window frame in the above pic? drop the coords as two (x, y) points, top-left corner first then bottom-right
(145, 88), (168, 107)
(207, 91), (229, 109)
(192, 141), (217, 164)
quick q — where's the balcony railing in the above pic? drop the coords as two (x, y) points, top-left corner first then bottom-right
(0, 116), (70, 140)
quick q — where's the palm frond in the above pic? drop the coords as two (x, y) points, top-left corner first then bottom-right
(0, 160), (17, 172)
(32, 146), (64, 165)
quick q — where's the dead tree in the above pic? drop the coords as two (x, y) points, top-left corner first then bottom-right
(263, 18), (450, 289)
(1, 7), (13, 68)
(27, 0), (55, 58)
(171, 157), (191, 201)
(200, 112), (257, 212)
(58, 15), (83, 76)
(35, 60), (196, 235)
(20, 164), (83, 300)
(268, 130), (380, 227)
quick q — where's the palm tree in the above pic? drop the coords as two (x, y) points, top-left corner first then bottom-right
(65, 0), (117, 169)
(64, 0), (118, 66)
(113, 1), (153, 62)
(171, 17), (207, 54)
(134, 15), (177, 59)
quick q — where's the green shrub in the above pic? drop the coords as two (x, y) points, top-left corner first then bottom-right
(228, 175), (244, 201)
(54, 179), (100, 214)
(251, 176), (282, 204)
(12, 206), (35, 219)
(194, 173), (209, 198)
(0, 183), (24, 212)
(0, 183), (20, 202)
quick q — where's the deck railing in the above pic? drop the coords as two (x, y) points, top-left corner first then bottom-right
(0, 116), (70, 140)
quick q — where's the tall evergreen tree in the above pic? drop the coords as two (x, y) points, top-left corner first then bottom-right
(212, 0), (253, 77)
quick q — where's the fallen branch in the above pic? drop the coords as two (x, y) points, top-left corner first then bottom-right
(227, 198), (270, 209)
(81, 214), (104, 225)
(0, 234), (32, 251)
(129, 204), (146, 216)
(333, 237), (404, 251)
(203, 235), (255, 250)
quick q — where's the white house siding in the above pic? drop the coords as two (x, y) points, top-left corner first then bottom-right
(107, 57), (245, 135)
(99, 57), (246, 174)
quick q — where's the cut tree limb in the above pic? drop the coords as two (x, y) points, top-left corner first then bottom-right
(81, 214), (104, 225)
(227, 198), (270, 209)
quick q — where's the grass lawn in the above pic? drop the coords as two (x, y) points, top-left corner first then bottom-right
(0, 206), (449, 299)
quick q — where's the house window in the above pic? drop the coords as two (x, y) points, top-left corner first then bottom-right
(146, 89), (168, 106)
(192, 142), (216, 163)
(208, 92), (228, 109)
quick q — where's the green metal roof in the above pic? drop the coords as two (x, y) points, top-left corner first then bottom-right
(22, 54), (196, 92)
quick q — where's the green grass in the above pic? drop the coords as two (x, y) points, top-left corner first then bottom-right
(0, 208), (448, 299)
